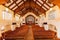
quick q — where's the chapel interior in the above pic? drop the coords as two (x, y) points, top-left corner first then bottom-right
(0, 0), (60, 40)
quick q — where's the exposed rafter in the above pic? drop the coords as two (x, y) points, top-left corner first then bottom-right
(19, 7), (40, 16)
(3, 0), (54, 16)
(14, 0), (46, 15)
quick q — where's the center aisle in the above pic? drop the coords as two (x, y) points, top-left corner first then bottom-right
(24, 26), (34, 40)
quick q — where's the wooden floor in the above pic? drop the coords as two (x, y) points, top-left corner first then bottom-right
(1, 24), (57, 40)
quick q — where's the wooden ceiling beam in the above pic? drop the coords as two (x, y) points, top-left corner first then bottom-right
(8, 2), (14, 7)
(10, 5), (16, 10)
(11, 0), (23, 10)
(31, 1), (46, 13)
(21, 8), (39, 16)
(14, 0), (46, 15)
(11, 0), (22, 10)
(37, 0), (49, 10)
(42, 0), (51, 7)
(15, 6), (39, 16)
(17, 0), (23, 5)
(14, 2), (25, 13)
(15, 1), (45, 15)
(8, 0), (17, 7)
(14, 1), (29, 13)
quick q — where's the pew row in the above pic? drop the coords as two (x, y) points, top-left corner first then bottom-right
(2, 25), (29, 40)
(32, 25), (57, 39)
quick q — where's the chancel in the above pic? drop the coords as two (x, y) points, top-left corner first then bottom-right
(0, 0), (60, 40)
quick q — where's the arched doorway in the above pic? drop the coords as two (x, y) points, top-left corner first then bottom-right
(25, 15), (35, 25)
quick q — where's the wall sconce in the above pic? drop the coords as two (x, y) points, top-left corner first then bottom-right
(11, 22), (16, 31)
(0, 25), (5, 31)
(17, 23), (20, 27)
(43, 22), (49, 30)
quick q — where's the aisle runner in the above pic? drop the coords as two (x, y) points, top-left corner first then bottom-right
(24, 26), (34, 40)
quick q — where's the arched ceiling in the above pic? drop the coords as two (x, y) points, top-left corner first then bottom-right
(2, 0), (55, 16)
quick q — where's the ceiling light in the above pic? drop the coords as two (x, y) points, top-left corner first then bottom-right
(0, 25), (5, 31)
(6, 8), (8, 11)
(50, 8), (52, 11)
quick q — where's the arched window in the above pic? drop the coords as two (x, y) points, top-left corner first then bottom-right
(48, 10), (56, 20)
(2, 10), (12, 20)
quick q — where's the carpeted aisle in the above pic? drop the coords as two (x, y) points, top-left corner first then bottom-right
(24, 26), (34, 40)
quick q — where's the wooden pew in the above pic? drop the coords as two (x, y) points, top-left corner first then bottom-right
(32, 25), (56, 39)
(0, 37), (2, 40)
(2, 25), (29, 40)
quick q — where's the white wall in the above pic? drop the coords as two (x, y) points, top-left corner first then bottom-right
(46, 5), (60, 38)
(38, 14), (46, 27)
(0, 5), (14, 37)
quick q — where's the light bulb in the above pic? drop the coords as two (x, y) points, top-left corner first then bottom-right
(50, 8), (52, 11)
(6, 8), (8, 11)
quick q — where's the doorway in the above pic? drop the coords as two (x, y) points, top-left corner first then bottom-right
(25, 15), (35, 25)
